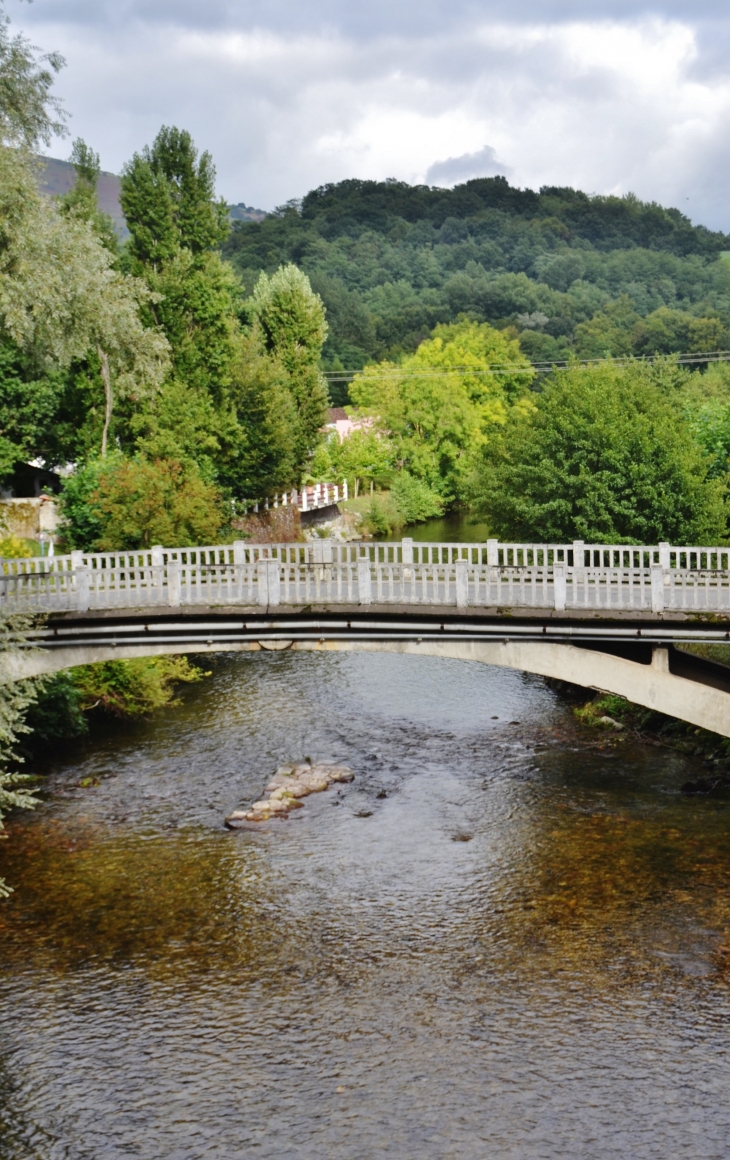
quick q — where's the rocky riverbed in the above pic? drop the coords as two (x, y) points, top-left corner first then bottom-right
(225, 760), (354, 825)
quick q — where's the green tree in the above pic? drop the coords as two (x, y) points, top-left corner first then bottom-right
(251, 263), (330, 475)
(121, 126), (228, 263)
(350, 319), (534, 504)
(631, 307), (728, 355)
(572, 295), (639, 359)
(329, 426), (393, 491)
(59, 137), (118, 252)
(476, 359), (727, 544)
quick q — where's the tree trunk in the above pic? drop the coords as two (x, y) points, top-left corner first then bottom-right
(98, 347), (113, 457)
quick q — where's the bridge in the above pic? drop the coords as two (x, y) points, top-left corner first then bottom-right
(4, 537), (730, 736)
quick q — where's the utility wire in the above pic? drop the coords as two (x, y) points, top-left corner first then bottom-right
(321, 350), (730, 382)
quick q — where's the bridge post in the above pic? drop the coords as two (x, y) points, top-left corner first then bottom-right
(257, 560), (280, 606)
(151, 545), (163, 602)
(167, 561), (181, 607)
(487, 539), (499, 566)
(233, 541), (246, 566)
(572, 540), (585, 569)
(659, 542), (671, 569)
(267, 559), (280, 606)
(402, 537), (413, 584)
(357, 558), (372, 604)
(75, 565), (90, 613)
(553, 564), (566, 611)
(651, 564), (665, 614)
(455, 560), (468, 609)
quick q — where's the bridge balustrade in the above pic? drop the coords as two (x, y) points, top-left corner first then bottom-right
(2, 539), (730, 615)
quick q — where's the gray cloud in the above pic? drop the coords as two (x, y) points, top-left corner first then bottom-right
(15, 0), (730, 35)
(426, 145), (508, 185)
(10, 1), (730, 231)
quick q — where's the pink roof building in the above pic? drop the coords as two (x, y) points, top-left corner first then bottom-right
(325, 407), (373, 442)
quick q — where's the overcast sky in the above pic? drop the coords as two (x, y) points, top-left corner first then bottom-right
(13, 0), (730, 230)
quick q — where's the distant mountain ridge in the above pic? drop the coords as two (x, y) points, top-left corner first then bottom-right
(38, 156), (127, 233)
(36, 157), (267, 237)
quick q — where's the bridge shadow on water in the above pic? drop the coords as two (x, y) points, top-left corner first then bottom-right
(1, 650), (730, 1158)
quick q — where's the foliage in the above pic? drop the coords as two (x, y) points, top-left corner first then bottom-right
(329, 425), (394, 489)
(141, 248), (241, 399)
(684, 363), (730, 481)
(251, 264), (329, 472)
(22, 670), (87, 749)
(0, 613), (43, 896)
(118, 126), (318, 500)
(0, 3), (66, 150)
(223, 176), (730, 375)
(474, 359), (728, 544)
(68, 655), (205, 718)
(0, 535), (33, 557)
(350, 319), (534, 503)
(59, 454), (227, 550)
(59, 137), (119, 252)
(389, 471), (444, 523)
(121, 125), (228, 264)
(0, 144), (170, 464)
(361, 493), (402, 537)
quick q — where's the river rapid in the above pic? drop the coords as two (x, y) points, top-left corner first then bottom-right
(1, 649), (730, 1158)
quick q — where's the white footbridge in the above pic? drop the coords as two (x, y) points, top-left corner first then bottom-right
(4, 538), (730, 737)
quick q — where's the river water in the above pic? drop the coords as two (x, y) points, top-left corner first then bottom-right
(2, 649), (730, 1158)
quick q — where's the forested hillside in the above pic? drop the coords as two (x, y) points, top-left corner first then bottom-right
(223, 177), (730, 396)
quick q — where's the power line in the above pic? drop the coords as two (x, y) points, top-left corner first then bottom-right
(321, 350), (730, 382)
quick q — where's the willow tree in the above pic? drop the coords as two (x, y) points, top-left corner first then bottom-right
(0, 145), (170, 457)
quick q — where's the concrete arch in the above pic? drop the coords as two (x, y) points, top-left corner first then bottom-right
(5, 635), (730, 738)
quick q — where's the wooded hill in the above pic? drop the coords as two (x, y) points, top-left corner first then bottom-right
(222, 176), (730, 396)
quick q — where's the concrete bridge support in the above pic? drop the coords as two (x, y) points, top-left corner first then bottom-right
(3, 636), (730, 738)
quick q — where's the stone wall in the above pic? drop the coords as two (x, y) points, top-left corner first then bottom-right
(0, 497), (59, 541)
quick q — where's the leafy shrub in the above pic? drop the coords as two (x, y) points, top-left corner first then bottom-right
(361, 494), (403, 537)
(23, 671), (87, 749)
(389, 472), (444, 524)
(60, 455), (227, 550)
(70, 656), (207, 717)
(0, 535), (35, 558)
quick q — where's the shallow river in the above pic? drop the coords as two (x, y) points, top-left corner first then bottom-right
(2, 650), (730, 1158)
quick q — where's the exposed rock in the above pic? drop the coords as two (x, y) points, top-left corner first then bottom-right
(225, 762), (354, 826)
(597, 715), (624, 730)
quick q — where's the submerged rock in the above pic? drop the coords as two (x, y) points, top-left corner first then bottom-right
(225, 762), (354, 826)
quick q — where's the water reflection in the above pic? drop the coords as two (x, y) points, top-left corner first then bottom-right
(1, 652), (730, 1158)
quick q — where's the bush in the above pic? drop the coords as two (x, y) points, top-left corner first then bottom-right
(22, 671), (88, 750)
(361, 494), (403, 537)
(60, 455), (227, 550)
(389, 472), (444, 524)
(0, 535), (35, 558)
(70, 656), (206, 717)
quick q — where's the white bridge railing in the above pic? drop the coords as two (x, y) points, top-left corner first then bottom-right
(238, 481), (347, 515)
(2, 538), (730, 615)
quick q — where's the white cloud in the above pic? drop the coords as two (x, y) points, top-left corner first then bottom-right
(14, 8), (730, 229)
